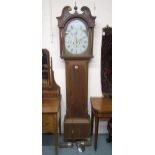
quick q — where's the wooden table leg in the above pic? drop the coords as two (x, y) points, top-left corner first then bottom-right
(55, 114), (58, 155)
(54, 132), (58, 155)
(94, 116), (99, 151)
(59, 106), (61, 135)
(91, 108), (94, 135)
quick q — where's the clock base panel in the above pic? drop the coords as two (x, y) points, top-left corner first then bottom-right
(64, 116), (90, 141)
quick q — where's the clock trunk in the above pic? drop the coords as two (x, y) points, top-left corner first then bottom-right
(64, 60), (90, 140)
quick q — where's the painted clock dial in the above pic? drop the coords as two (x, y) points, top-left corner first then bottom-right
(65, 20), (88, 54)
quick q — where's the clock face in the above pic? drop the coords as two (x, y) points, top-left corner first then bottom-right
(65, 20), (88, 54)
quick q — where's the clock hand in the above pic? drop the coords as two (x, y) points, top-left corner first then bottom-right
(73, 35), (76, 45)
(77, 38), (82, 45)
(76, 36), (78, 45)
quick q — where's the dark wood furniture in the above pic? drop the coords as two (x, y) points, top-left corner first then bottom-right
(90, 97), (112, 151)
(106, 118), (112, 143)
(99, 26), (112, 149)
(101, 26), (112, 96)
(57, 6), (96, 141)
(42, 49), (61, 154)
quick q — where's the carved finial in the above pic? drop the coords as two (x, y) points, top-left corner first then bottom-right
(68, 6), (72, 11)
(103, 25), (112, 35)
(74, 2), (78, 11)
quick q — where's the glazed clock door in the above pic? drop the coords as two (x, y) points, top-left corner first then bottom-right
(65, 19), (88, 55)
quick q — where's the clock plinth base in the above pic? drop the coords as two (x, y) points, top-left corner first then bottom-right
(64, 116), (90, 141)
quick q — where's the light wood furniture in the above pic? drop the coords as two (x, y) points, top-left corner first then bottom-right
(42, 49), (61, 155)
(42, 98), (60, 155)
(90, 97), (112, 151)
(42, 98), (60, 133)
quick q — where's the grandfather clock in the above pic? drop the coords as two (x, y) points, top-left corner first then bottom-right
(57, 6), (96, 141)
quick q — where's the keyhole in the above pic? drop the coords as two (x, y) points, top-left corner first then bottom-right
(75, 65), (78, 69)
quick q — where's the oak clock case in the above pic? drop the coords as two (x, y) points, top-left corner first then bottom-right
(57, 6), (96, 141)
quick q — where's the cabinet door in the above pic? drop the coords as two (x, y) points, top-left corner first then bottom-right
(65, 60), (88, 118)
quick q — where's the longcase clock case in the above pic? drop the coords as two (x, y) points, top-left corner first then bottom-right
(57, 6), (96, 141)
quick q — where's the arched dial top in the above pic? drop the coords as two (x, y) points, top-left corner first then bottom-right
(65, 20), (88, 54)
(57, 6), (96, 59)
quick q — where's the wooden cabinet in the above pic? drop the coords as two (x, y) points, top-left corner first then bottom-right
(42, 98), (60, 134)
(42, 49), (61, 134)
(42, 49), (61, 154)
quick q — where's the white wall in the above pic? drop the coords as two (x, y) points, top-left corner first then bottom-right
(42, 0), (112, 133)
